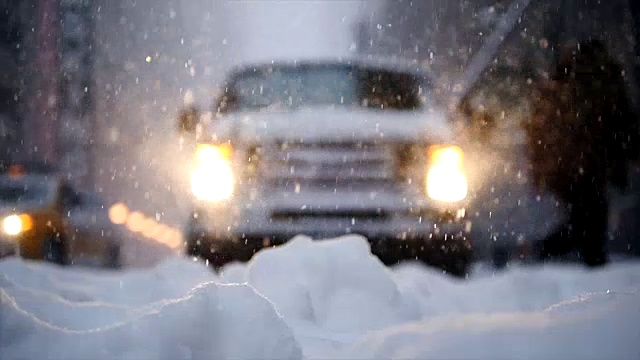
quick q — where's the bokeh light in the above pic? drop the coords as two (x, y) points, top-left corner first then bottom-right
(141, 218), (159, 238)
(126, 211), (146, 233)
(109, 203), (130, 225)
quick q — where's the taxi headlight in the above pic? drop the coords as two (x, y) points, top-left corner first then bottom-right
(426, 145), (468, 203)
(190, 143), (234, 202)
(2, 214), (33, 236)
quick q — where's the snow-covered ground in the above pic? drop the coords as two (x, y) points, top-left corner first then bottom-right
(1, 235), (639, 359)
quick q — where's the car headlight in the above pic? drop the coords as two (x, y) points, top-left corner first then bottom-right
(190, 143), (234, 202)
(426, 145), (468, 202)
(2, 214), (33, 236)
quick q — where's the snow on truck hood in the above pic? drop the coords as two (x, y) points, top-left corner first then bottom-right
(209, 107), (455, 144)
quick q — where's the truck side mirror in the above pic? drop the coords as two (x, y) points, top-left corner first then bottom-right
(177, 106), (200, 134)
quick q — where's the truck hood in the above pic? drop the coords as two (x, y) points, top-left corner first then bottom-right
(209, 107), (455, 144)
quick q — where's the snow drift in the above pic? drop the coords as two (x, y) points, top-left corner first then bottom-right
(346, 290), (640, 360)
(1, 235), (640, 359)
(0, 259), (301, 360)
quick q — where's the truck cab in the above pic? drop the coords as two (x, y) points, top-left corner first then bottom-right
(180, 58), (473, 276)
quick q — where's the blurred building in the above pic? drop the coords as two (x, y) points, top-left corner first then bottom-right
(1, 0), (61, 167)
(0, 0), (28, 164)
(0, 0), (96, 189)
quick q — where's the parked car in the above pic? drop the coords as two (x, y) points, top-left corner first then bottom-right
(178, 58), (473, 276)
(0, 166), (122, 268)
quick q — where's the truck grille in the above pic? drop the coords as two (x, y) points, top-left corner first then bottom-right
(270, 208), (390, 221)
(259, 141), (397, 188)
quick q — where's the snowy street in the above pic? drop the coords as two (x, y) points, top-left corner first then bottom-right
(1, 0), (640, 359)
(2, 235), (639, 359)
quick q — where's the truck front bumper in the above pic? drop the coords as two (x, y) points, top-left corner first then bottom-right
(185, 195), (472, 269)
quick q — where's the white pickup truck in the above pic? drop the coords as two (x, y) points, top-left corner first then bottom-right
(179, 58), (473, 276)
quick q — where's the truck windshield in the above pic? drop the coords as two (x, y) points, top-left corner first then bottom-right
(218, 64), (425, 113)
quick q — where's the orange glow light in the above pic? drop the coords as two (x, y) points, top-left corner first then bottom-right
(126, 211), (146, 233)
(141, 218), (159, 238)
(169, 229), (183, 248)
(18, 214), (34, 232)
(109, 203), (129, 225)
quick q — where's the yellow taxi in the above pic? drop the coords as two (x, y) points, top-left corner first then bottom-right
(0, 165), (122, 267)
(0, 169), (69, 263)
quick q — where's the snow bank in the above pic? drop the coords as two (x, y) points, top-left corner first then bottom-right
(0, 258), (301, 360)
(2, 235), (640, 359)
(345, 289), (640, 360)
(230, 235), (421, 330)
(393, 260), (640, 315)
(220, 235), (640, 359)
(344, 261), (640, 359)
(220, 235), (425, 357)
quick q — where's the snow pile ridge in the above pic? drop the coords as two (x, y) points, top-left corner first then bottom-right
(3, 239), (640, 359)
(238, 235), (422, 332)
(0, 259), (302, 360)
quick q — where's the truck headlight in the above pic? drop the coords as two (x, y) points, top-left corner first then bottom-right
(190, 143), (234, 202)
(2, 214), (33, 236)
(426, 145), (468, 202)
